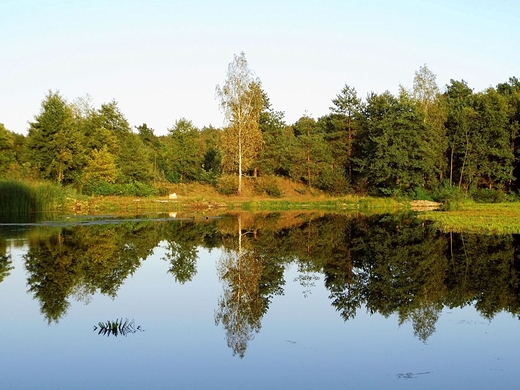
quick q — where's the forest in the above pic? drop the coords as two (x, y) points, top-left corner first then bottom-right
(1, 53), (520, 202)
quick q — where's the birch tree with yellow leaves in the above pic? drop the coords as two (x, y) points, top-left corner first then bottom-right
(216, 52), (264, 195)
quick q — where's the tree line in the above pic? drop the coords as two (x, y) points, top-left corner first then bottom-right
(1, 53), (520, 200)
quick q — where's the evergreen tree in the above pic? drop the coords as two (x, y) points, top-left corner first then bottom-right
(27, 91), (85, 184)
(165, 118), (202, 183)
(0, 123), (17, 177)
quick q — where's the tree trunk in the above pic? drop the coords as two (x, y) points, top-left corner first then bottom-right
(238, 132), (242, 195)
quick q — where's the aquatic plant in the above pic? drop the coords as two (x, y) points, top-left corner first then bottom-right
(94, 318), (143, 337)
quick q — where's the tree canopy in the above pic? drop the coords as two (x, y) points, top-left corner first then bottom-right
(2, 61), (520, 201)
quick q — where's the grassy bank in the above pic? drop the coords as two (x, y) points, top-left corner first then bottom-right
(419, 202), (520, 234)
(0, 179), (406, 216)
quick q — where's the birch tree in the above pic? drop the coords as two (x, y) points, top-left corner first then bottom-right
(216, 52), (264, 195)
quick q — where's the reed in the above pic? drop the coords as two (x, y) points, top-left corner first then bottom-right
(94, 318), (142, 337)
(0, 180), (36, 214)
(32, 182), (67, 211)
(0, 180), (71, 218)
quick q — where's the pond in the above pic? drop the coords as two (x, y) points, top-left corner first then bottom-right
(1, 211), (520, 389)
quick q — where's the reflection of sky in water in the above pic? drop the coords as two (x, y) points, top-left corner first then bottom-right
(1, 244), (520, 389)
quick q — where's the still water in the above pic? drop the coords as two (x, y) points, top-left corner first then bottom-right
(1, 212), (520, 389)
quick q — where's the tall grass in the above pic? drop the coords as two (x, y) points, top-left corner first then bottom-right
(0, 180), (70, 219)
(0, 180), (36, 214)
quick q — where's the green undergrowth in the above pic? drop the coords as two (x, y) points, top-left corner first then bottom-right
(419, 202), (520, 234)
(239, 196), (401, 212)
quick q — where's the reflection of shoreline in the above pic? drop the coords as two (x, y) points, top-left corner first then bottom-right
(4, 212), (519, 345)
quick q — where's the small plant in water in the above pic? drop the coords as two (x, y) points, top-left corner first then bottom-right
(93, 318), (143, 337)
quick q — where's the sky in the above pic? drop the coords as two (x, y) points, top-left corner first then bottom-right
(1, 0), (519, 135)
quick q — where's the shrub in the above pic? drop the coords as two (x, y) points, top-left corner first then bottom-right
(253, 176), (282, 198)
(470, 188), (508, 203)
(83, 181), (158, 197)
(411, 186), (433, 201)
(431, 182), (467, 203)
(216, 174), (238, 195)
(315, 169), (350, 195)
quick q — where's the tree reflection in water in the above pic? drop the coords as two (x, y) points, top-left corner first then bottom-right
(8, 212), (520, 351)
(0, 237), (13, 283)
(214, 214), (267, 358)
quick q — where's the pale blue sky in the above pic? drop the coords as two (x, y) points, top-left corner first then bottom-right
(1, 0), (518, 135)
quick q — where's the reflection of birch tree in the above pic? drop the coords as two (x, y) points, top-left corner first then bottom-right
(215, 215), (264, 358)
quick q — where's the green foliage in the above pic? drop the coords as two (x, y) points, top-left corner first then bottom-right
(117, 133), (154, 184)
(0, 180), (35, 214)
(290, 115), (333, 188)
(216, 174), (239, 195)
(84, 145), (118, 184)
(27, 91), (85, 184)
(411, 186), (433, 201)
(429, 181), (467, 203)
(83, 181), (158, 197)
(165, 118), (203, 183)
(0, 180), (70, 217)
(469, 188), (508, 203)
(216, 52), (264, 194)
(314, 167), (350, 195)
(257, 93), (292, 177)
(253, 176), (282, 197)
(0, 123), (17, 177)
(11, 71), (520, 199)
(32, 181), (69, 211)
(355, 90), (438, 195)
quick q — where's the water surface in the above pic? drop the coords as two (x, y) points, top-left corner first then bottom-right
(1, 212), (520, 389)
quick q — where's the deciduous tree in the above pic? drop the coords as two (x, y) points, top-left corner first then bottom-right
(216, 52), (264, 194)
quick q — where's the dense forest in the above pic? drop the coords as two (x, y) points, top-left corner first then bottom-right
(2, 54), (520, 201)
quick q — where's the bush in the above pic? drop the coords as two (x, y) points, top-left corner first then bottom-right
(253, 176), (282, 198)
(83, 181), (158, 197)
(470, 188), (508, 203)
(198, 170), (218, 186)
(411, 186), (433, 201)
(216, 174), (238, 195)
(315, 169), (350, 195)
(431, 182), (467, 203)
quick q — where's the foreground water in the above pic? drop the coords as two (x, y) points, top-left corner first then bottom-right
(1, 212), (520, 389)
